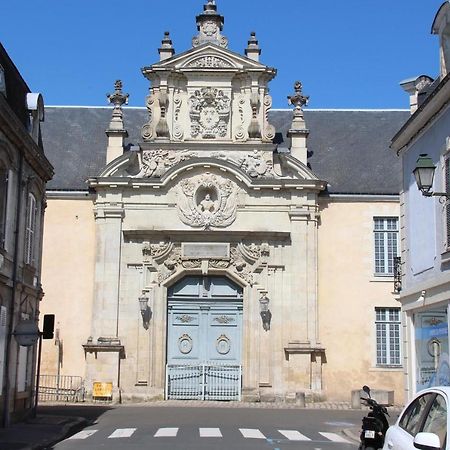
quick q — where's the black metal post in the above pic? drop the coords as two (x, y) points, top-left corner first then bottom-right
(32, 333), (42, 419)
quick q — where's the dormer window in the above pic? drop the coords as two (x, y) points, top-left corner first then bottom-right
(26, 93), (44, 143)
(432, 2), (450, 78)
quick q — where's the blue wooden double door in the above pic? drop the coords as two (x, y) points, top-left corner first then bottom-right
(166, 276), (243, 400)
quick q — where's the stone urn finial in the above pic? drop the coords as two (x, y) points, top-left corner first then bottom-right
(107, 80), (129, 119)
(193, 0), (227, 48)
(287, 81), (309, 117)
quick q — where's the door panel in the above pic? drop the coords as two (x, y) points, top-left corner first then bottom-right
(167, 276), (243, 366)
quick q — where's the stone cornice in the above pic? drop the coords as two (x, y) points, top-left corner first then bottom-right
(123, 229), (291, 241)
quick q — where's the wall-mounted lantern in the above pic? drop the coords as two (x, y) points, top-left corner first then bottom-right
(138, 292), (152, 329)
(259, 293), (271, 332)
(413, 154), (450, 201)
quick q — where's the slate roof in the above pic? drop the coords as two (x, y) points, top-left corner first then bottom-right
(41, 106), (409, 194)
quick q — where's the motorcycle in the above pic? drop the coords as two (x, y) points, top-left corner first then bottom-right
(359, 385), (390, 450)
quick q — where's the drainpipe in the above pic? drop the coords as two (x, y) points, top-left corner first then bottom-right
(2, 152), (24, 427)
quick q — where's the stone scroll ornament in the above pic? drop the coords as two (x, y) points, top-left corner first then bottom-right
(176, 173), (238, 229)
(189, 87), (231, 139)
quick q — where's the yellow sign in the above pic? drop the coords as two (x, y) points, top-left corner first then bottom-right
(92, 382), (113, 398)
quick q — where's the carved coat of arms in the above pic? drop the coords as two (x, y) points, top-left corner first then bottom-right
(176, 173), (238, 229)
(189, 88), (230, 139)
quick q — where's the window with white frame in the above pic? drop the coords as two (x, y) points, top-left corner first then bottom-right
(0, 163), (8, 248)
(24, 193), (37, 265)
(374, 217), (399, 276)
(376, 307), (401, 366)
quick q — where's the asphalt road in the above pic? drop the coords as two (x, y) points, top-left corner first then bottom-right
(39, 405), (365, 450)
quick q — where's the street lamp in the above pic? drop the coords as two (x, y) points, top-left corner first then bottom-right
(259, 293), (271, 332)
(413, 154), (450, 200)
(138, 292), (152, 329)
(413, 154), (436, 196)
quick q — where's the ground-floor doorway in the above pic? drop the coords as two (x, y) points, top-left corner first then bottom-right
(166, 275), (243, 400)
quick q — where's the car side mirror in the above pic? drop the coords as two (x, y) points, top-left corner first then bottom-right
(413, 432), (441, 450)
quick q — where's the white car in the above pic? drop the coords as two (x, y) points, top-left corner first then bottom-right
(382, 386), (448, 450)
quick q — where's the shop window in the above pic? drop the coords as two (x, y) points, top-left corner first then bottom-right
(374, 217), (399, 276)
(376, 307), (401, 366)
(415, 308), (449, 391)
(24, 193), (37, 265)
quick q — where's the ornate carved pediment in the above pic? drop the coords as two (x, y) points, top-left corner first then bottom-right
(142, 240), (270, 285)
(176, 172), (238, 229)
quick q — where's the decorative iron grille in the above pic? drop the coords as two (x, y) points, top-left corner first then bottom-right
(166, 363), (242, 401)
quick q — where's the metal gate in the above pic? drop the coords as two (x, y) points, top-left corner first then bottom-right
(166, 276), (243, 401)
(166, 363), (242, 400)
(39, 374), (85, 402)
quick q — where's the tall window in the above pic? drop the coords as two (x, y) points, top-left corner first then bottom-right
(0, 164), (8, 248)
(376, 307), (401, 366)
(24, 193), (37, 265)
(374, 217), (398, 275)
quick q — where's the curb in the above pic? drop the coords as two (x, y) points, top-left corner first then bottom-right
(31, 417), (87, 450)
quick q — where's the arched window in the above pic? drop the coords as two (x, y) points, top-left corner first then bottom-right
(0, 163), (8, 248)
(24, 193), (37, 265)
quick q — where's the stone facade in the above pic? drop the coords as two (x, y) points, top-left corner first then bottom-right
(0, 43), (53, 423)
(39, 1), (405, 404)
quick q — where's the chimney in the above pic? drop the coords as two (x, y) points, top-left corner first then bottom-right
(400, 76), (434, 114)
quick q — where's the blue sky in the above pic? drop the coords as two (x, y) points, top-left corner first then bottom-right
(0, 0), (445, 109)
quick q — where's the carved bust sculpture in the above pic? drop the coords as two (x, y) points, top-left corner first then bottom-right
(198, 193), (216, 213)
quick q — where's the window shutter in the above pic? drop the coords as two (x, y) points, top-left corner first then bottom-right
(17, 345), (28, 392)
(0, 306), (7, 390)
(446, 158), (450, 248)
(25, 194), (36, 265)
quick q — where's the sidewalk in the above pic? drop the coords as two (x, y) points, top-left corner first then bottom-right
(0, 415), (87, 450)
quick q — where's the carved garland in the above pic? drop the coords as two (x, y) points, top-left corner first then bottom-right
(142, 241), (270, 285)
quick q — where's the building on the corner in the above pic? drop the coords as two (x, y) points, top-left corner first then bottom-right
(0, 43), (53, 424)
(391, 1), (450, 399)
(39, 1), (407, 404)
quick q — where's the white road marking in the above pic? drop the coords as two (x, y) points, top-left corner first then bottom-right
(67, 430), (98, 440)
(154, 427), (179, 437)
(108, 428), (136, 438)
(199, 427), (222, 437)
(319, 432), (351, 443)
(239, 428), (266, 439)
(278, 430), (311, 441)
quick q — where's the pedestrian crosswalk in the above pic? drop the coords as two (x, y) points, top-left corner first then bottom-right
(67, 427), (352, 443)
